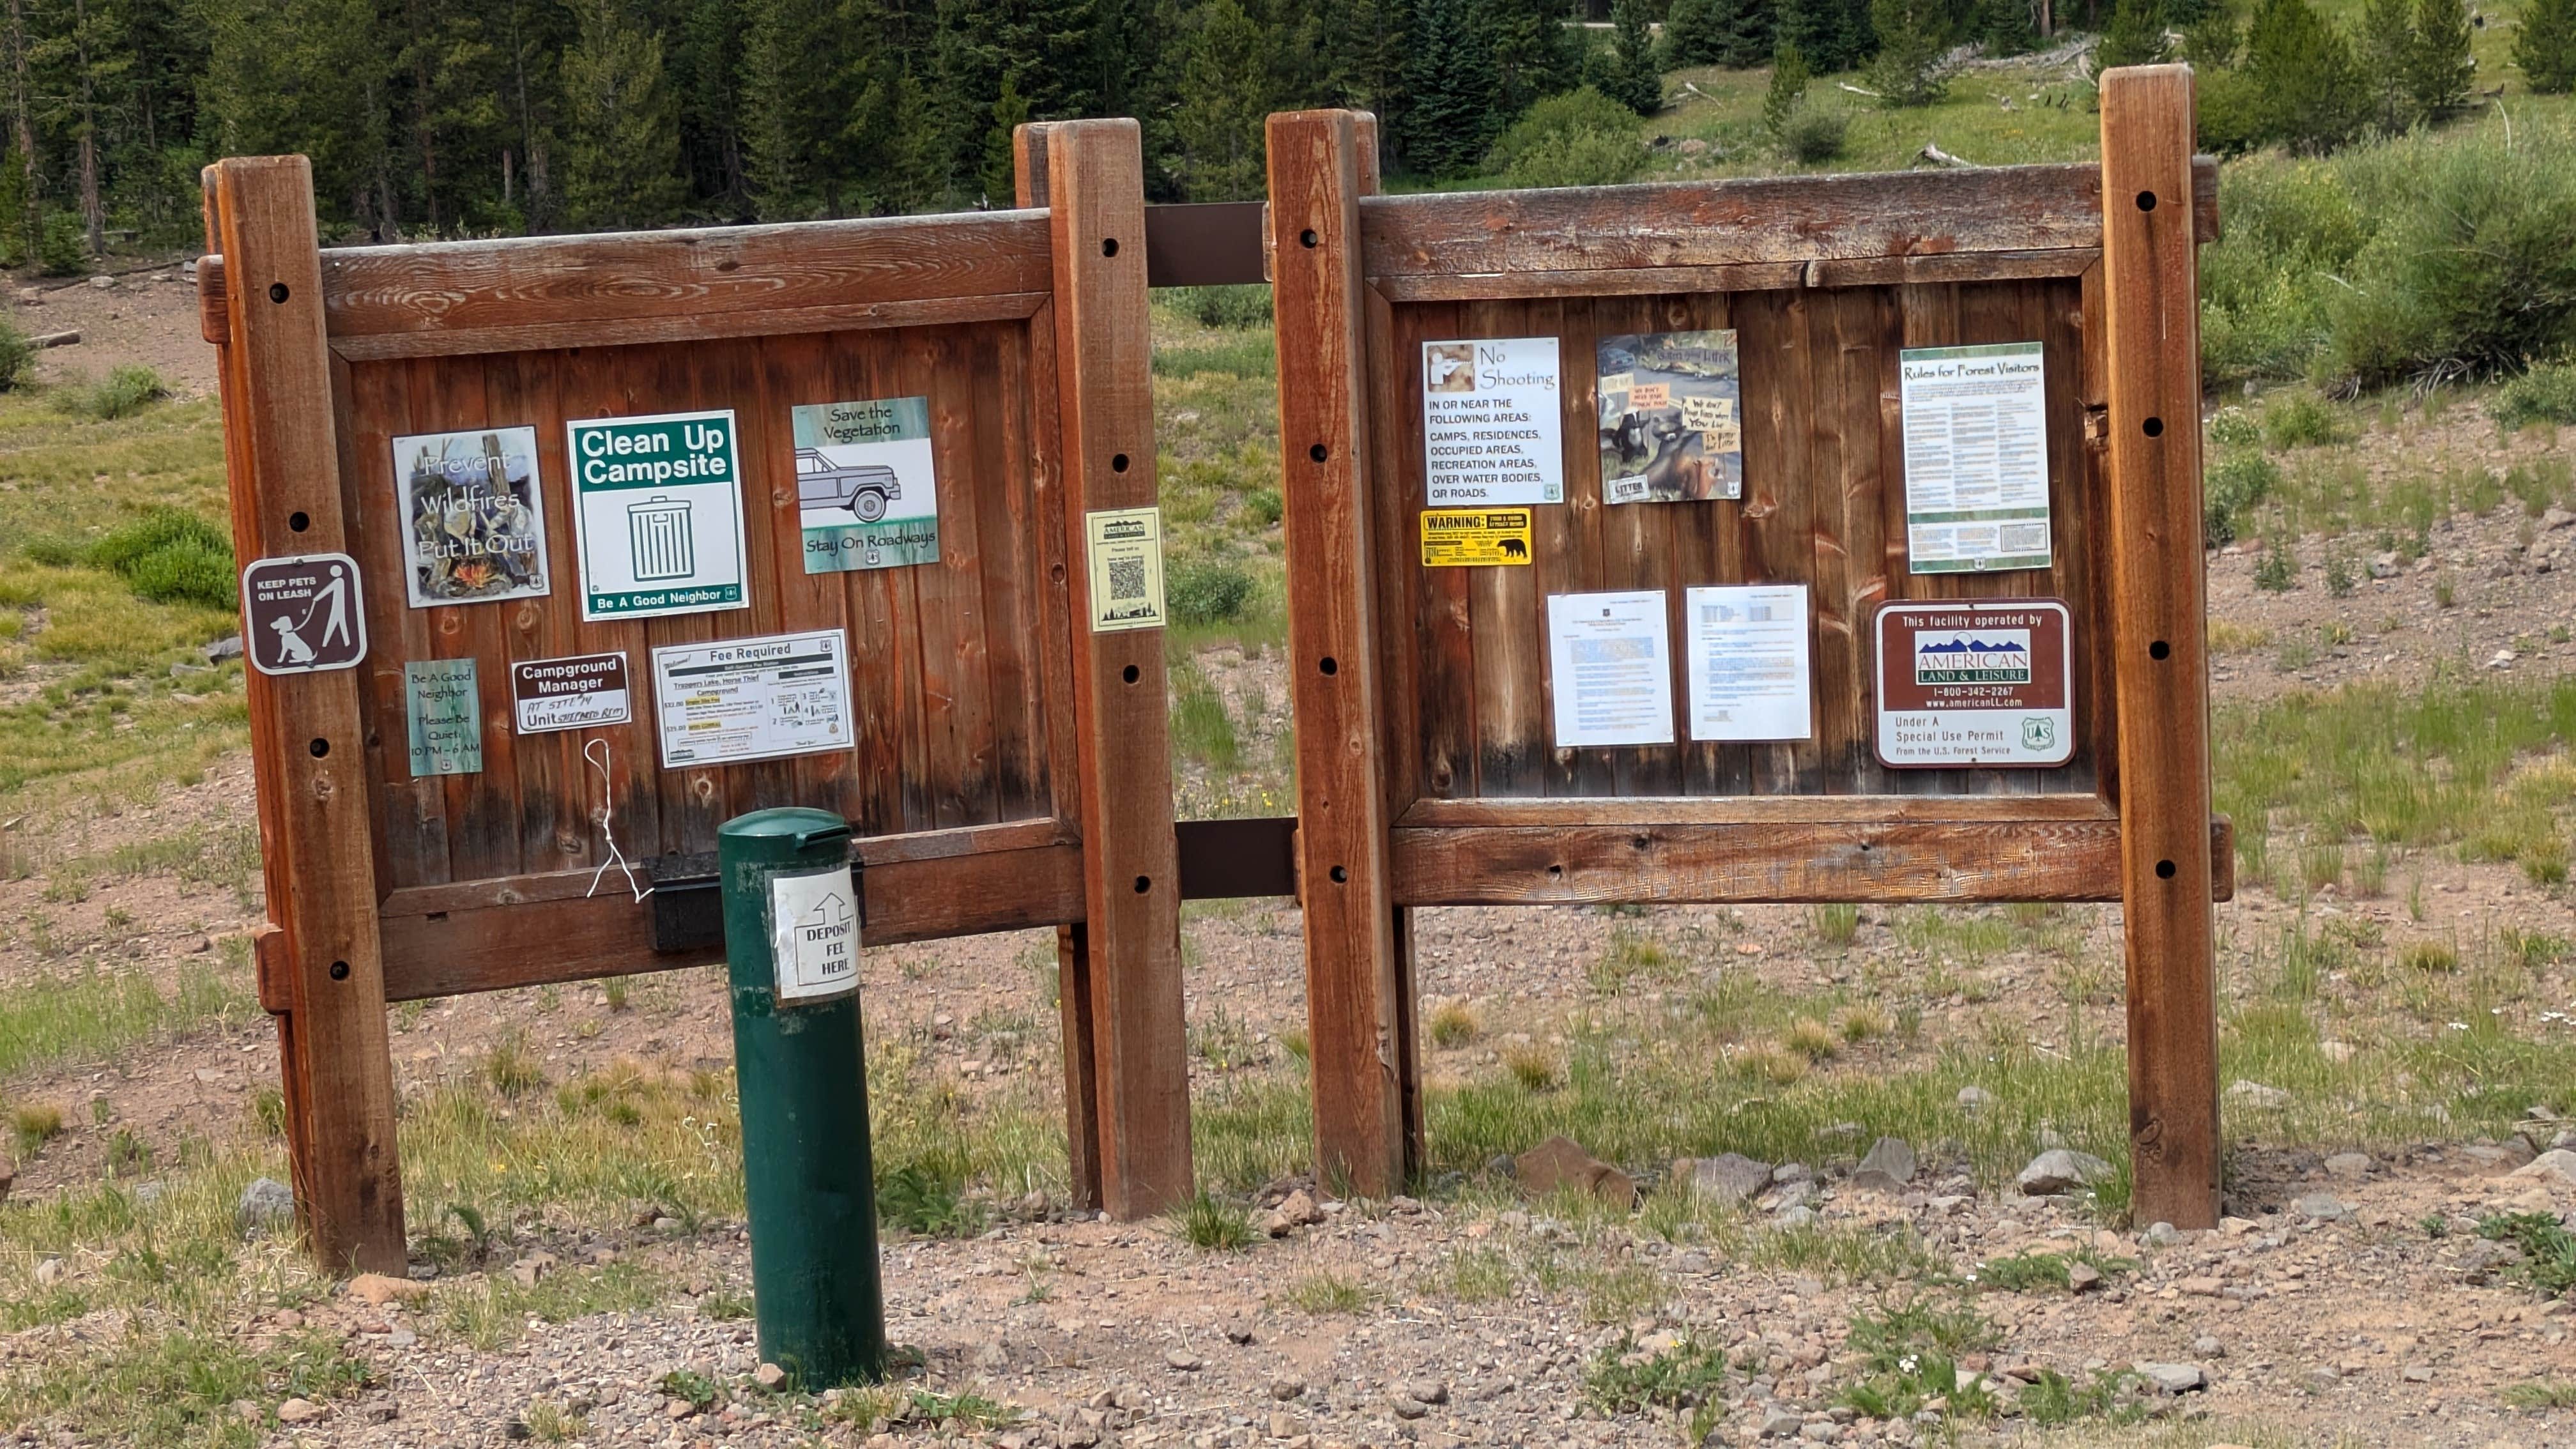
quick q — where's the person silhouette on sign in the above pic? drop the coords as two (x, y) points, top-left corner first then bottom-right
(268, 563), (353, 669)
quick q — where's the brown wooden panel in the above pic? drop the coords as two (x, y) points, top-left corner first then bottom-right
(1390, 817), (2232, 905)
(335, 319), (1060, 893)
(2102, 65), (2221, 1230)
(1361, 159), (2217, 281)
(318, 210), (1051, 349)
(1375, 279), (2107, 805)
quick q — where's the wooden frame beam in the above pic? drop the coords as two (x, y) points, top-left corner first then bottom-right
(1033, 118), (1194, 1220)
(204, 157), (408, 1274)
(1269, 109), (1416, 1199)
(1359, 158), (2217, 280)
(2101, 65), (2221, 1229)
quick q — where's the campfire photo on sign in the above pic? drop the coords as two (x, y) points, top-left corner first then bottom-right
(392, 426), (550, 607)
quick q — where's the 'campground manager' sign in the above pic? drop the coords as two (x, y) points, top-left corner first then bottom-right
(568, 410), (749, 622)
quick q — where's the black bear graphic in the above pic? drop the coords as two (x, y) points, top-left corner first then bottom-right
(1498, 537), (1529, 558)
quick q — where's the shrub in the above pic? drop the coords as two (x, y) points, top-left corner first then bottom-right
(2198, 157), (2368, 383)
(0, 317), (34, 392)
(2253, 537), (2297, 590)
(2264, 392), (2349, 447)
(2094, 0), (2172, 73)
(89, 507), (238, 610)
(2494, 362), (2576, 431)
(36, 211), (85, 276)
(1243, 487), (1284, 526)
(1166, 557), (1255, 626)
(1165, 284), (1272, 330)
(2322, 118), (2576, 388)
(62, 364), (170, 420)
(1777, 103), (1849, 163)
(2204, 452), (2281, 546)
(1488, 88), (1649, 189)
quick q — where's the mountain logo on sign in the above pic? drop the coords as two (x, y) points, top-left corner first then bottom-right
(1914, 630), (2033, 685)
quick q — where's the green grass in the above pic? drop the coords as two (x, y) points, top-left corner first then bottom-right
(1169, 1189), (1257, 1251)
(0, 960), (251, 1078)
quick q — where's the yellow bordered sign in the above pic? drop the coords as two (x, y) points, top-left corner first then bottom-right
(1420, 509), (1533, 567)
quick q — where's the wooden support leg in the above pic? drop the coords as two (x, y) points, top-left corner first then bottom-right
(1268, 111), (1415, 1198)
(1019, 119), (1194, 1219)
(1055, 923), (1106, 1213)
(2099, 66), (2221, 1229)
(206, 157), (407, 1272)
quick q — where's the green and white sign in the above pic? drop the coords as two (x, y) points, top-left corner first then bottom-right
(404, 657), (482, 777)
(792, 396), (940, 573)
(567, 408), (749, 621)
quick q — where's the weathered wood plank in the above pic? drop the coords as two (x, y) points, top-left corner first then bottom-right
(1043, 118), (1193, 1218)
(208, 156), (408, 1274)
(1361, 159), (2218, 280)
(1269, 109), (1413, 1197)
(2101, 64), (2221, 1230)
(318, 210), (1051, 346)
(1397, 793), (2116, 826)
(1388, 818), (2234, 905)
(379, 840), (1088, 1000)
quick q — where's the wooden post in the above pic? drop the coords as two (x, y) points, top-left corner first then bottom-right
(204, 157), (408, 1272)
(1033, 119), (1193, 1218)
(1268, 111), (1414, 1197)
(2099, 66), (2220, 1229)
(1013, 125), (1107, 1216)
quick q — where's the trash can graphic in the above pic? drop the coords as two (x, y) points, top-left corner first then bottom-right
(627, 496), (696, 582)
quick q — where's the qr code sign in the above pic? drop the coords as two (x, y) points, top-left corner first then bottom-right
(1106, 557), (1149, 602)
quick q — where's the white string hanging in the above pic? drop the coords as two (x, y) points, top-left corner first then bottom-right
(584, 739), (652, 903)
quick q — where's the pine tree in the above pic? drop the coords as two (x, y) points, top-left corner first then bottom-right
(1664, 0), (1728, 64)
(1398, 0), (1505, 174)
(2092, 0), (2170, 73)
(1977, 0), (2039, 54)
(1600, 0), (1664, 111)
(2403, 0), (2474, 118)
(2242, 0), (2368, 153)
(199, 0), (391, 229)
(2356, 0), (2416, 130)
(2519, 0), (2576, 93)
(1775, 0), (1861, 72)
(560, 0), (686, 229)
(1169, 0), (1276, 199)
(1490, 0), (1583, 112)
(1763, 40), (1811, 139)
(1866, 0), (1948, 104)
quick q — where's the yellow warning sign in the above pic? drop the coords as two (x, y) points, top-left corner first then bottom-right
(1421, 509), (1534, 567)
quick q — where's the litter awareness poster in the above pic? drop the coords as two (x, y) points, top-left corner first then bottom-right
(791, 395), (940, 574)
(1683, 585), (1811, 742)
(1546, 590), (1675, 748)
(1874, 599), (2073, 768)
(567, 409), (749, 621)
(650, 630), (856, 769)
(1422, 337), (1564, 505)
(1597, 331), (1744, 504)
(404, 658), (481, 777)
(391, 427), (551, 608)
(1899, 342), (2052, 572)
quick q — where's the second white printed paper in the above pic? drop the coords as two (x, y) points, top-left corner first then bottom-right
(1684, 584), (1812, 741)
(1547, 590), (1675, 747)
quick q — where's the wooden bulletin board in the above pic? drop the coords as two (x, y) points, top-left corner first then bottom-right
(201, 120), (1199, 1271)
(1264, 67), (2235, 1227)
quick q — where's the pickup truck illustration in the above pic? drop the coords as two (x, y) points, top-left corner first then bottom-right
(795, 448), (902, 523)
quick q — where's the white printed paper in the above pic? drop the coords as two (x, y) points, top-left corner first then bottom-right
(1546, 590), (1675, 747)
(770, 866), (859, 1004)
(1899, 343), (2051, 572)
(1685, 585), (1813, 742)
(1423, 337), (1564, 505)
(650, 629), (855, 768)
